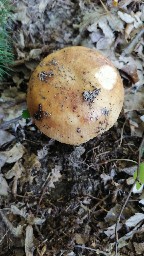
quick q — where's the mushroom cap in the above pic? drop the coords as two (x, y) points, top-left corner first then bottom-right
(27, 46), (124, 145)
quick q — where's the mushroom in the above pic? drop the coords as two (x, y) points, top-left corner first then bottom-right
(27, 46), (124, 145)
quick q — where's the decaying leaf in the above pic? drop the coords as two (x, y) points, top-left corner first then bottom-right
(104, 223), (122, 238)
(5, 161), (24, 180)
(121, 165), (137, 176)
(38, 0), (50, 13)
(125, 213), (144, 227)
(37, 146), (48, 160)
(48, 165), (62, 188)
(100, 173), (112, 185)
(5, 143), (25, 163)
(29, 49), (42, 59)
(24, 153), (41, 172)
(13, 2), (30, 25)
(118, 11), (134, 23)
(74, 233), (86, 244)
(5, 160), (25, 195)
(27, 214), (45, 226)
(124, 88), (144, 113)
(0, 174), (9, 196)
(11, 205), (27, 218)
(0, 130), (15, 147)
(25, 225), (34, 256)
(133, 242), (144, 255)
(0, 210), (23, 237)
(117, 222), (143, 249)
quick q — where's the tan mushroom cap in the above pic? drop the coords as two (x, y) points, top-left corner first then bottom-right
(27, 46), (124, 145)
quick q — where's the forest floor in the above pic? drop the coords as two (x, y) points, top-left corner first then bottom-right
(0, 1), (144, 256)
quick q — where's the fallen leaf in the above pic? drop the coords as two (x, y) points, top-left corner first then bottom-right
(5, 161), (24, 180)
(118, 11), (134, 23)
(0, 174), (9, 196)
(100, 173), (112, 185)
(104, 223), (122, 238)
(14, 2), (30, 25)
(2, 143), (25, 164)
(5, 161), (25, 195)
(125, 213), (144, 227)
(75, 233), (85, 244)
(0, 153), (8, 169)
(133, 242), (144, 255)
(29, 49), (42, 59)
(121, 166), (137, 176)
(25, 225), (34, 256)
(11, 205), (27, 218)
(124, 88), (144, 113)
(139, 199), (144, 205)
(0, 130), (15, 147)
(38, 0), (50, 13)
(27, 215), (45, 226)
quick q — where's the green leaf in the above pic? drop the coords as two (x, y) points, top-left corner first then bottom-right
(22, 109), (30, 119)
(133, 162), (144, 190)
(136, 182), (142, 190)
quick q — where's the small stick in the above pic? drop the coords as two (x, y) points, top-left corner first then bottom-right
(115, 137), (144, 255)
(74, 245), (109, 255)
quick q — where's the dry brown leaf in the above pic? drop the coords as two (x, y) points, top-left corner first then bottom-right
(75, 233), (85, 244)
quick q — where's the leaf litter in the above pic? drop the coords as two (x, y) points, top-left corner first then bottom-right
(0, 0), (144, 255)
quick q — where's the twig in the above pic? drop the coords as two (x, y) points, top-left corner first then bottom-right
(0, 115), (22, 129)
(115, 180), (137, 255)
(114, 137), (144, 255)
(99, 0), (109, 13)
(74, 245), (109, 255)
(37, 173), (51, 214)
(119, 121), (126, 147)
(0, 229), (9, 244)
(99, 158), (138, 165)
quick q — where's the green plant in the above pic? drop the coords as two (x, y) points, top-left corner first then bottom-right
(133, 162), (144, 190)
(0, 0), (14, 80)
(22, 109), (30, 119)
